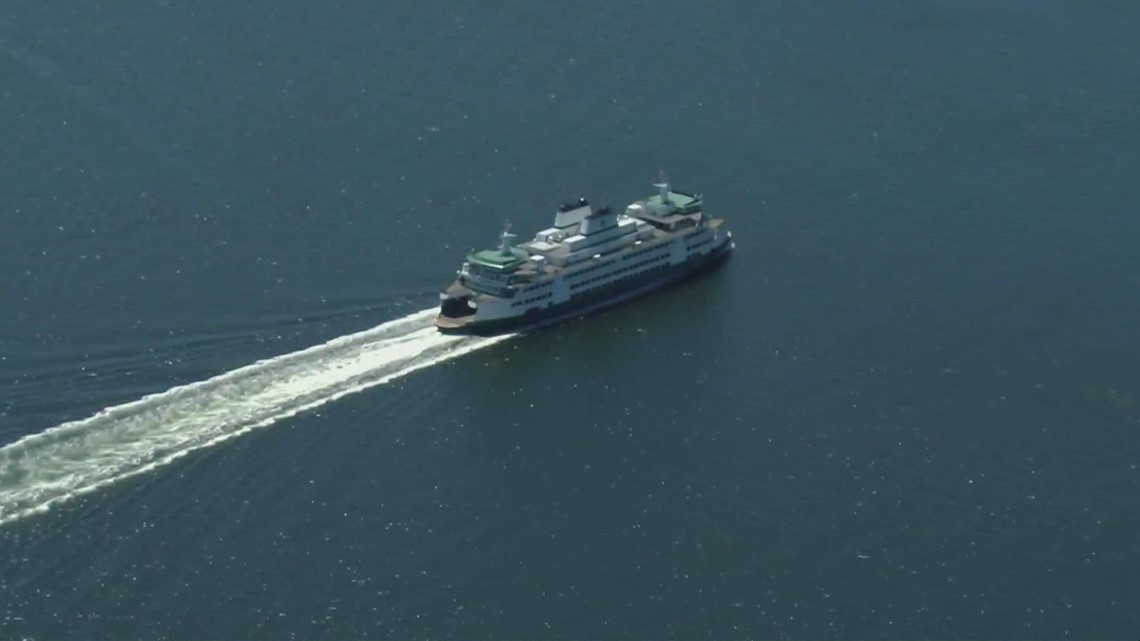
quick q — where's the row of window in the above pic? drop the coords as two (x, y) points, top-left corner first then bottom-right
(623, 243), (667, 261)
(570, 262), (671, 300)
(523, 280), (554, 293)
(687, 237), (714, 252)
(570, 253), (669, 291)
(511, 292), (553, 308)
(566, 258), (617, 280)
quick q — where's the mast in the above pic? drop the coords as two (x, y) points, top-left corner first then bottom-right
(654, 170), (671, 205)
(498, 220), (516, 256)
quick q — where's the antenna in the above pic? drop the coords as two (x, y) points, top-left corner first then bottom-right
(499, 219), (516, 256)
(654, 170), (671, 204)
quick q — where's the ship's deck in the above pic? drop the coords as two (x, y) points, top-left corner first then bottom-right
(450, 213), (728, 301)
(512, 217), (723, 280)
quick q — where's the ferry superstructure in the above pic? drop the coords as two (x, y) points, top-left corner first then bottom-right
(435, 178), (734, 334)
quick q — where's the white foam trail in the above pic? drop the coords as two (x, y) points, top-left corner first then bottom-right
(0, 308), (511, 527)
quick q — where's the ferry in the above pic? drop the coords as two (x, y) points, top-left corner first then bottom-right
(436, 177), (733, 334)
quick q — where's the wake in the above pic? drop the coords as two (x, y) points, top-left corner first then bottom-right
(0, 308), (511, 527)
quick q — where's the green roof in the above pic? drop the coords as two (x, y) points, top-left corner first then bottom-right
(647, 190), (703, 215)
(468, 247), (527, 269)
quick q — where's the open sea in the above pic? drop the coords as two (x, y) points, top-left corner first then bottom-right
(2, 1), (1138, 638)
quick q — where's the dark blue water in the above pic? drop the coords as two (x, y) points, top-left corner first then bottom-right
(2, 1), (1138, 638)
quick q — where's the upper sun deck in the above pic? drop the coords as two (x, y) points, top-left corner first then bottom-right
(457, 178), (707, 293)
